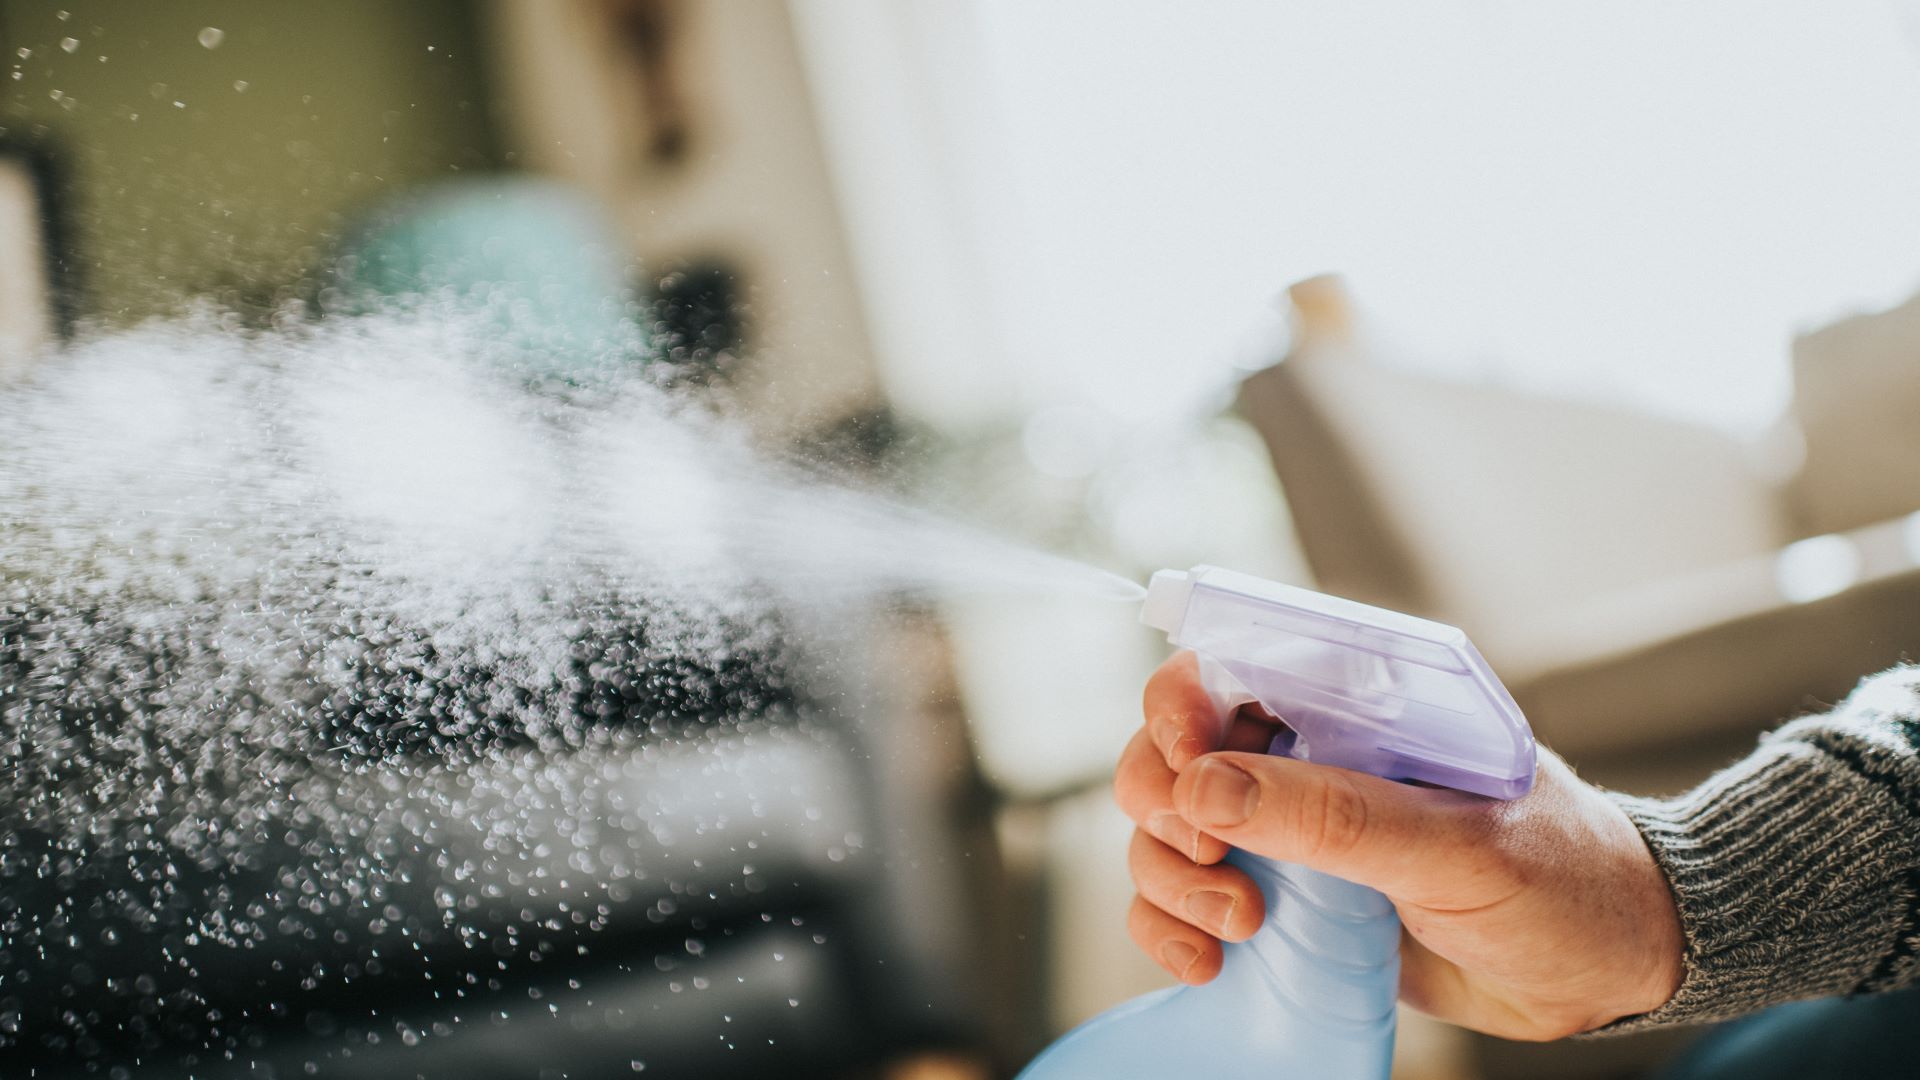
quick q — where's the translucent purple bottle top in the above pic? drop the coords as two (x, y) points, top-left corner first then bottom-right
(1142, 566), (1535, 800)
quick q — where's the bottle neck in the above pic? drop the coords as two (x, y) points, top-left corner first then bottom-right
(1226, 851), (1401, 1034)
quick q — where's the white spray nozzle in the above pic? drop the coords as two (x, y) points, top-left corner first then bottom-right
(1139, 568), (1195, 634)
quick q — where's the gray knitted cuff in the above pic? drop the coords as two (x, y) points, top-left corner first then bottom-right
(1592, 668), (1920, 1033)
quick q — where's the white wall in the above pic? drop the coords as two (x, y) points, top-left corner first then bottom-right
(0, 158), (52, 376)
(798, 0), (1920, 436)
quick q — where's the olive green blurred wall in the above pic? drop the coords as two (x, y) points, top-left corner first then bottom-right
(0, 0), (500, 321)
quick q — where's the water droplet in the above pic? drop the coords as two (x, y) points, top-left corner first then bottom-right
(0, 305), (1132, 1058)
(198, 27), (225, 50)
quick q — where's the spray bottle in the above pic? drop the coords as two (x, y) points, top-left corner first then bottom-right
(1018, 565), (1537, 1080)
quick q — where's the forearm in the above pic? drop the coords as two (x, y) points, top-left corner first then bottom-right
(1600, 665), (1920, 1031)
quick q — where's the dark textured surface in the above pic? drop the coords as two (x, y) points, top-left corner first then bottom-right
(0, 313), (988, 1075)
(0, 572), (877, 1073)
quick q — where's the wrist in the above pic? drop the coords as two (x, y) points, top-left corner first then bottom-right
(1605, 794), (1685, 1022)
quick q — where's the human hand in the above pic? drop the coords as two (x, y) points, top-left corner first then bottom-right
(1114, 651), (1684, 1040)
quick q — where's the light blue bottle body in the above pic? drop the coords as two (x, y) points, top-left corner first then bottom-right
(1016, 855), (1400, 1080)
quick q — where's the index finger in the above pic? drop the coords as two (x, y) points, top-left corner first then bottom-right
(1144, 651), (1231, 771)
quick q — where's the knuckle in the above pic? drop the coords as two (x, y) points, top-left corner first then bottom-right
(1125, 900), (1153, 948)
(1297, 775), (1369, 861)
(1126, 830), (1167, 888)
(1125, 895), (1163, 947)
(1110, 747), (1163, 823)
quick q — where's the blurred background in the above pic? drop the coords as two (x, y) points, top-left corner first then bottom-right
(7, 1), (1920, 1077)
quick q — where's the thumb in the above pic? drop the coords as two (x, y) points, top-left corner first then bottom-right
(1171, 752), (1499, 904)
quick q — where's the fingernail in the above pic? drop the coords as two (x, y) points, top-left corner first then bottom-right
(1189, 758), (1259, 827)
(1147, 811), (1200, 861)
(1184, 890), (1237, 935)
(1159, 940), (1200, 979)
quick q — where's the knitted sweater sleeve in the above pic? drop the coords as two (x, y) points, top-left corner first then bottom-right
(1598, 665), (1920, 1031)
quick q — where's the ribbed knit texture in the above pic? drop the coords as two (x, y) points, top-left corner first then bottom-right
(1597, 665), (1920, 1031)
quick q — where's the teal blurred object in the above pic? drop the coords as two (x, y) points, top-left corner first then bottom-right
(332, 177), (648, 384)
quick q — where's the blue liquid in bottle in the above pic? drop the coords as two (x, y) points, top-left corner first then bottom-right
(1017, 854), (1398, 1079)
